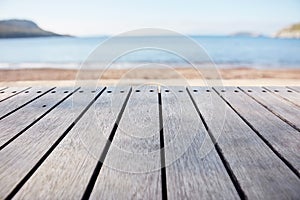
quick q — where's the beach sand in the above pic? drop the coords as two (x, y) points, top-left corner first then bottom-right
(0, 67), (300, 86)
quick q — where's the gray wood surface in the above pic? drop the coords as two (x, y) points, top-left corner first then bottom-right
(214, 87), (300, 174)
(287, 86), (300, 92)
(240, 87), (300, 130)
(189, 86), (300, 199)
(0, 86), (297, 199)
(0, 87), (30, 102)
(0, 87), (77, 148)
(0, 87), (104, 199)
(90, 86), (162, 200)
(161, 86), (239, 199)
(0, 87), (54, 119)
(264, 86), (300, 107)
(0, 87), (8, 91)
(14, 87), (131, 200)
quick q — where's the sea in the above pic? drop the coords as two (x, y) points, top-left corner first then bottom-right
(0, 35), (299, 69)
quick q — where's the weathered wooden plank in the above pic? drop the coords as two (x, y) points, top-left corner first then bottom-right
(161, 86), (239, 199)
(89, 86), (162, 200)
(264, 86), (300, 107)
(0, 87), (30, 102)
(14, 87), (131, 200)
(189, 87), (300, 199)
(0, 87), (54, 119)
(0, 87), (78, 149)
(0, 87), (8, 91)
(240, 87), (300, 130)
(287, 86), (300, 92)
(214, 87), (300, 174)
(0, 87), (104, 199)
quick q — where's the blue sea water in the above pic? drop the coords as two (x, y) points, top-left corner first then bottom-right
(0, 35), (299, 69)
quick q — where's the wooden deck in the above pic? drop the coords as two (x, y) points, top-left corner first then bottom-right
(0, 86), (299, 199)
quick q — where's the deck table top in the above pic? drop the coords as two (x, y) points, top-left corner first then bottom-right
(0, 86), (299, 199)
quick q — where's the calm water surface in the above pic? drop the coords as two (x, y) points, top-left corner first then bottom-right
(0, 36), (299, 69)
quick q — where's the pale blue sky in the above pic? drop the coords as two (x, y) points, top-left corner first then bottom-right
(0, 0), (300, 36)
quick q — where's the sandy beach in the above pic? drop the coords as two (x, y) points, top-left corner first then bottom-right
(1, 67), (300, 80)
(0, 67), (300, 86)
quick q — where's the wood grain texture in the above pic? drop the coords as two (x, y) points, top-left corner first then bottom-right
(287, 86), (300, 92)
(264, 86), (300, 107)
(0, 85), (297, 200)
(0, 87), (8, 91)
(14, 87), (131, 200)
(0, 87), (104, 199)
(161, 86), (239, 199)
(240, 87), (300, 130)
(189, 86), (300, 199)
(0, 87), (54, 119)
(0, 87), (77, 148)
(89, 86), (162, 200)
(0, 87), (29, 102)
(214, 87), (300, 174)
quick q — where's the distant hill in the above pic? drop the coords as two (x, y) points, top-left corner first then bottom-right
(0, 19), (69, 38)
(276, 23), (300, 39)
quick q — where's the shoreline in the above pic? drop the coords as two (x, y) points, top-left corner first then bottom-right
(0, 67), (300, 82)
(1, 67), (300, 86)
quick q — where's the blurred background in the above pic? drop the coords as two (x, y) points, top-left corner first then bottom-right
(0, 0), (299, 83)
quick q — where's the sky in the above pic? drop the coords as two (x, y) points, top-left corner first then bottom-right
(0, 0), (300, 36)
